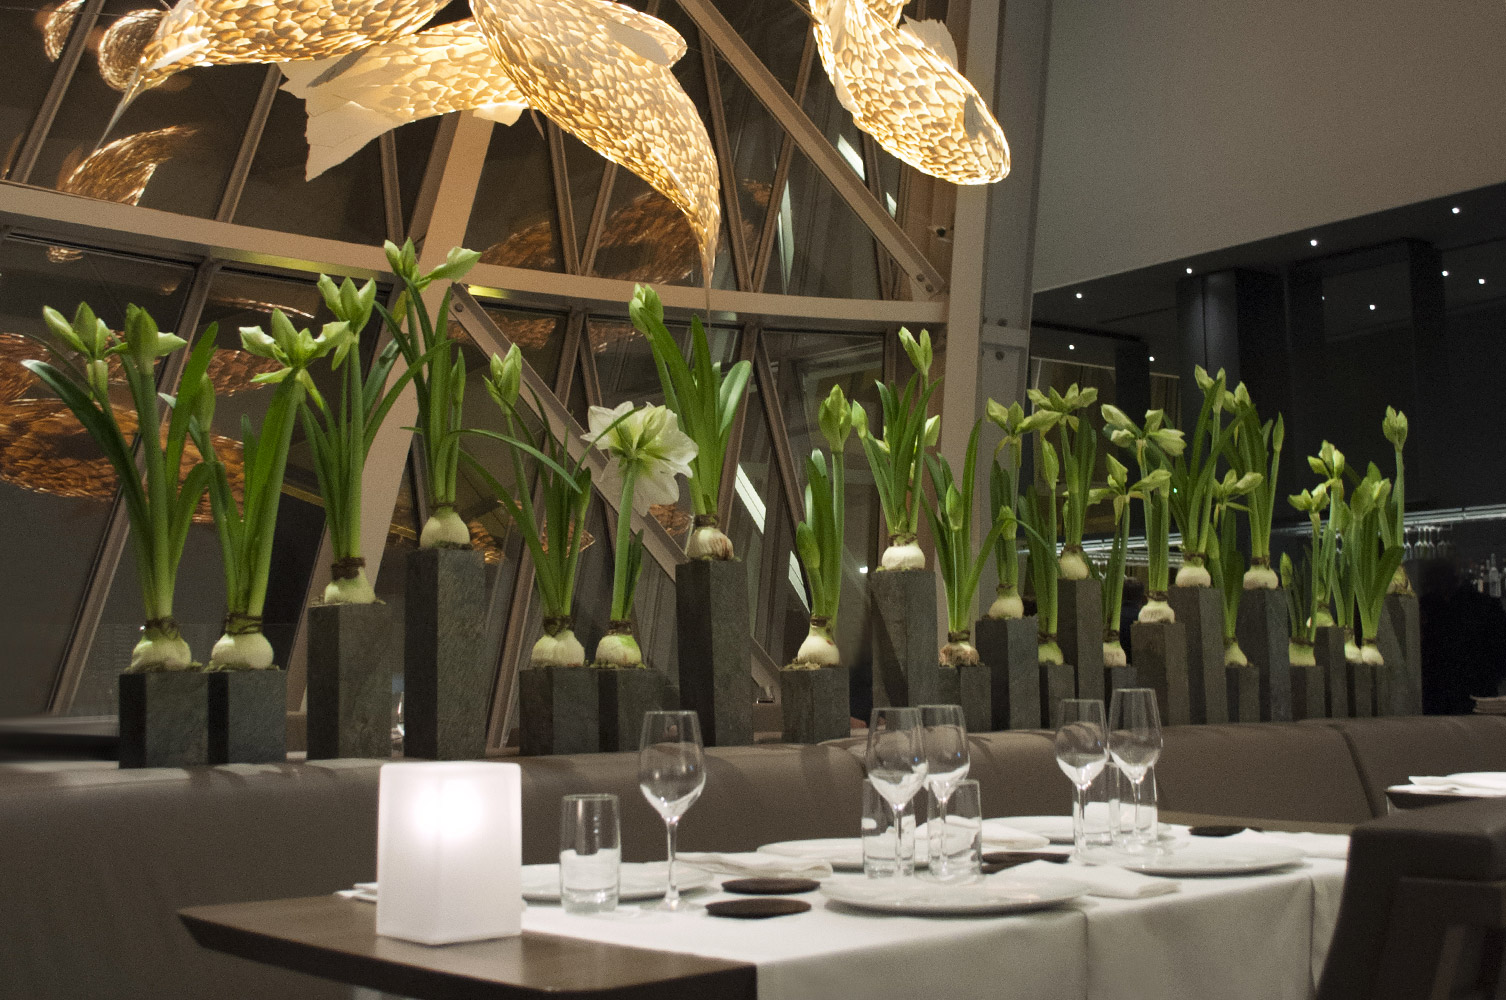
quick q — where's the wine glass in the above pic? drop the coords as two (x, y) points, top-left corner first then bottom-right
(1108, 689), (1163, 852)
(866, 707), (927, 876)
(638, 710), (705, 911)
(1053, 699), (1108, 861)
(919, 705), (969, 879)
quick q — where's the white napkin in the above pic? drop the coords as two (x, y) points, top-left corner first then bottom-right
(337, 882), (378, 902)
(1227, 829), (1349, 861)
(1409, 773), (1506, 795)
(676, 852), (834, 880)
(1009, 859), (1178, 899)
(914, 819), (1051, 851)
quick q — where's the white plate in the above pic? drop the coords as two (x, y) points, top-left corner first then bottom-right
(1107, 841), (1305, 876)
(1002, 815), (1176, 845)
(521, 862), (713, 902)
(759, 838), (928, 871)
(819, 874), (1087, 915)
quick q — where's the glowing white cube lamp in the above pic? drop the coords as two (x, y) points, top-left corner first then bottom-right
(375, 762), (522, 945)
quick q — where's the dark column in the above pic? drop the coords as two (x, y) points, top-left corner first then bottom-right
(1406, 242), (1447, 507)
(1177, 269), (1290, 420)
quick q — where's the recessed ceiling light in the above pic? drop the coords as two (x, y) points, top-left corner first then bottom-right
(1310, 239), (1319, 247)
(1369, 304), (1376, 311)
(1481, 278), (1488, 285)
(1149, 355), (1156, 362)
(1075, 292), (1083, 299)
(1443, 270), (1449, 277)
(1453, 206), (1462, 214)
(1185, 267), (1193, 274)
(1068, 344), (1076, 350)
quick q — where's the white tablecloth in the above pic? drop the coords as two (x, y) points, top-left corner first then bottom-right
(521, 851), (1348, 1000)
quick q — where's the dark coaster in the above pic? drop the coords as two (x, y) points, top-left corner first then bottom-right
(982, 851), (1069, 868)
(722, 877), (821, 895)
(1189, 825), (1246, 838)
(705, 898), (811, 919)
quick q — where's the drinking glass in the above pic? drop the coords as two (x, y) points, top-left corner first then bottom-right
(928, 779), (982, 882)
(1108, 689), (1163, 853)
(559, 793), (620, 913)
(861, 778), (920, 877)
(866, 707), (927, 877)
(638, 711), (705, 911)
(1083, 761), (1120, 849)
(1053, 698), (1108, 860)
(919, 705), (969, 879)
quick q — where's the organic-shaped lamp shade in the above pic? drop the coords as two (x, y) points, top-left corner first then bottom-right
(472, 0), (721, 277)
(57, 125), (195, 204)
(98, 9), (167, 91)
(280, 18), (528, 179)
(811, 0), (1008, 185)
(42, 0), (82, 61)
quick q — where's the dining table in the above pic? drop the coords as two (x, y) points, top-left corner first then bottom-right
(181, 817), (1349, 1000)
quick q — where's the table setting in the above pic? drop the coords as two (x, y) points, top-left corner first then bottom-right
(1385, 770), (1506, 809)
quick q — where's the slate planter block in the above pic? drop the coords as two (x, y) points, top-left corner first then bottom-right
(1314, 626), (1349, 719)
(597, 668), (668, 752)
(1236, 588), (1292, 722)
(1348, 660), (1378, 719)
(976, 616), (1039, 731)
(1039, 662), (1077, 728)
(1058, 578), (1104, 702)
(1168, 586), (1226, 724)
(1130, 621), (1191, 725)
(306, 602), (393, 760)
(1289, 664), (1326, 721)
(208, 669), (286, 764)
(676, 559), (753, 747)
(782, 667), (850, 744)
(403, 548), (488, 761)
(119, 671), (209, 769)
(1226, 665), (1260, 723)
(1106, 665), (1139, 696)
(520, 666), (599, 756)
(870, 569), (939, 708)
(935, 663), (990, 734)
(1382, 594), (1422, 716)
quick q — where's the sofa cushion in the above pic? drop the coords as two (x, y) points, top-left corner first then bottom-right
(1315, 715), (1506, 816)
(1157, 723), (1374, 823)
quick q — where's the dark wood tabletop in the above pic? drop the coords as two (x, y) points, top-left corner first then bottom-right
(179, 895), (756, 1000)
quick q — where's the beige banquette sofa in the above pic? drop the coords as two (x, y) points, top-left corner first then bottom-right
(1, 715), (1503, 999)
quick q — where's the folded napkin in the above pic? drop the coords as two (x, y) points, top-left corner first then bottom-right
(676, 852), (834, 880)
(1008, 859), (1178, 899)
(1227, 829), (1349, 861)
(1409, 773), (1506, 795)
(337, 882), (378, 902)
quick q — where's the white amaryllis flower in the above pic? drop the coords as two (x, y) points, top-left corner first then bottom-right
(588, 402), (698, 512)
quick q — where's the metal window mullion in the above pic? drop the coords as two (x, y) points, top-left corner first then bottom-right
(545, 124), (580, 275)
(216, 67), (283, 223)
(752, 337), (805, 544)
(579, 164), (617, 276)
(48, 257), (224, 713)
(8, 0), (105, 183)
(752, 34), (815, 293)
(861, 134), (896, 300)
(699, 31), (753, 292)
(378, 132), (406, 244)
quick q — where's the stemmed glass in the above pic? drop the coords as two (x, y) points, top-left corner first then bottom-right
(1053, 699), (1108, 861)
(1108, 689), (1163, 853)
(638, 710), (706, 911)
(866, 707), (927, 875)
(919, 705), (969, 879)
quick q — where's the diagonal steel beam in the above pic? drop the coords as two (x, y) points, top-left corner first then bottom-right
(676, 0), (946, 296)
(753, 34), (814, 293)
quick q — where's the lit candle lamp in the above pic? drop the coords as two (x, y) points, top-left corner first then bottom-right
(376, 761), (522, 945)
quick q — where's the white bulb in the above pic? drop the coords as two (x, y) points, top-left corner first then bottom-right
(1369, 304), (1376, 310)
(1310, 239), (1319, 247)
(1075, 292), (1083, 299)
(1185, 267), (1193, 274)
(1443, 270), (1449, 277)
(1149, 356), (1156, 362)
(1453, 206), (1462, 214)
(1068, 344), (1076, 350)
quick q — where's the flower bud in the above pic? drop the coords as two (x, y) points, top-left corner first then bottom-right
(818, 383), (851, 452)
(86, 358), (109, 399)
(488, 345), (522, 410)
(923, 414), (941, 447)
(1100, 404), (1133, 431)
(850, 401), (869, 438)
(1383, 406), (1408, 450)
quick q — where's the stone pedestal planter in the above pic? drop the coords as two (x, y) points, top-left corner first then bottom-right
(935, 663), (990, 734)
(1314, 626), (1348, 718)
(1236, 589), (1291, 722)
(1348, 659), (1378, 718)
(306, 602), (394, 760)
(597, 668), (668, 752)
(676, 559), (752, 747)
(520, 665), (599, 756)
(1105, 661), (1138, 698)
(1289, 663), (1326, 721)
(1168, 586), (1226, 724)
(1130, 621), (1191, 725)
(870, 569), (938, 708)
(1382, 594), (1422, 716)
(1039, 660), (1077, 728)
(782, 667), (850, 744)
(403, 548), (488, 760)
(118, 672), (209, 769)
(1058, 578), (1104, 701)
(208, 669), (286, 764)
(976, 616), (1039, 730)
(1226, 665), (1260, 722)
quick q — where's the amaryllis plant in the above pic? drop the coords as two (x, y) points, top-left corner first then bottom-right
(1090, 455), (1170, 667)
(1101, 405), (1186, 623)
(1381, 407), (1411, 595)
(789, 386), (852, 668)
(1026, 384), (1099, 580)
(853, 328), (938, 572)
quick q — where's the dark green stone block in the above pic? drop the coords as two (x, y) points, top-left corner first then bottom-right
(1039, 662), (1077, 728)
(1130, 621), (1191, 725)
(1290, 664), (1326, 721)
(935, 663), (990, 734)
(403, 548), (488, 761)
(976, 616), (1039, 731)
(1058, 578), (1104, 702)
(1349, 661), (1377, 718)
(1106, 666), (1139, 696)
(1168, 586), (1226, 724)
(1381, 594), (1421, 716)
(1226, 665), (1260, 723)
(1237, 588), (1291, 722)
(782, 667), (850, 743)
(519, 666), (599, 756)
(597, 668), (668, 752)
(870, 569), (938, 708)
(118, 672), (209, 769)
(208, 669), (286, 764)
(306, 601), (394, 760)
(676, 559), (753, 747)
(1314, 626), (1348, 718)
